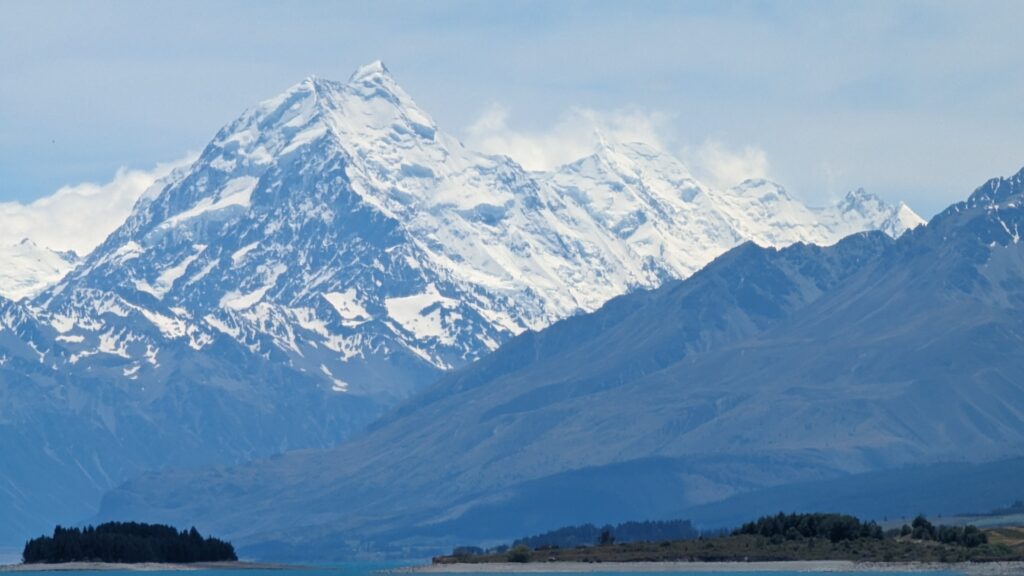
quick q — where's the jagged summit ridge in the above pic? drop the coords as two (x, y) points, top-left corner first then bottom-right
(350, 59), (389, 78)
(827, 187), (926, 240)
(966, 165), (1024, 207)
(34, 62), (925, 399)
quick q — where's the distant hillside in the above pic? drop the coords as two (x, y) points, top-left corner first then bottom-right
(96, 168), (1024, 560)
(436, 513), (1013, 565)
(678, 457), (1024, 530)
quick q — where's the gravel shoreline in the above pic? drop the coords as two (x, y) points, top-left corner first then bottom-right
(406, 560), (1024, 574)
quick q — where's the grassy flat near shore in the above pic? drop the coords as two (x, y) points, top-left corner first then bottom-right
(415, 560), (1024, 574)
(984, 527), (1024, 555)
(434, 533), (1023, 565)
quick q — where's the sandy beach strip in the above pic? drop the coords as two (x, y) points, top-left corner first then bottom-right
(405, 560), (1024, 574)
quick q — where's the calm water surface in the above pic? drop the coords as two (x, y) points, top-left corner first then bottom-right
(6, 566), (968, 576)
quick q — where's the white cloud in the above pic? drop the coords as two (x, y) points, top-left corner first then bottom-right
(679, 140), (771, 191)
(464, 105), (772, 192)
(0, 155), (195, 256)
(465, 104), (673, 171)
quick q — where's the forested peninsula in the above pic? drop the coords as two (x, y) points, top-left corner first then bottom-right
(21, 522), (237, 564)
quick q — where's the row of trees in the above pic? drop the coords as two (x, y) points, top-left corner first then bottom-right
(735, 512), (884, 543)
(512, 519), (698, 550)
(735, 512), (988, 548)
(23, 522), (237, 564)
(898, 515), (987, 548)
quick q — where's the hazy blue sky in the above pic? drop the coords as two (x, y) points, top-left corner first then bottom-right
(2, 0), (1023, 218)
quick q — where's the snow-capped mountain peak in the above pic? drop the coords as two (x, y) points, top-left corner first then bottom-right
(836, 187), (889, 219)
(0, 240), (79, 301)
(830, 187), (925, 239)
(348, 59), (391, 83)
(28, 61), (925, 405)
(733, 178), (791, 200)
(884, 201), (927, 236)
(586, 140), (701, 187)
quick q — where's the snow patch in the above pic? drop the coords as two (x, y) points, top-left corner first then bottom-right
(140, 309), (188, 339)
(144, 345), (159, 367)
(319, 364), (350, 392)
(161, 176), (258, 229)
(385, 283), (458, 342)
(97, 330), (130, 358)
(204, 314), (240, 338)
(219, 264), (286, 310)
(323, 289), (371, 327)
(111, 241), (143, 263)
(232, 242), (260, 266)
(281, 124), (328, 155)
(50, 315), (75, 333)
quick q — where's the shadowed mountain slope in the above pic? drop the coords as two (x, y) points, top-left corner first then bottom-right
(98, 169), (1024, 559)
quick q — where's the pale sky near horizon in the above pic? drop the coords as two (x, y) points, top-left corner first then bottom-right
(1, 0), (1023, 245)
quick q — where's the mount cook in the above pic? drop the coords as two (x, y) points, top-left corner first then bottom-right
(0, 62), (922, 544)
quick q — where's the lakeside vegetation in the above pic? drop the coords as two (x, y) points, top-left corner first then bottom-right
(986, 526), (1024, 556)
(435, 512), (1023, 565)
(513, 520), (700, 550)
(22, 522), (237, 564)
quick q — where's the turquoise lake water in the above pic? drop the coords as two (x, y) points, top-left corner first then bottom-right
(5, 566), (969, 576)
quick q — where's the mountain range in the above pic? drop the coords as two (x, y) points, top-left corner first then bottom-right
(96, 166), (1024, 559)
(0, 62), (924, 547)
(30, 62), (923, 391)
